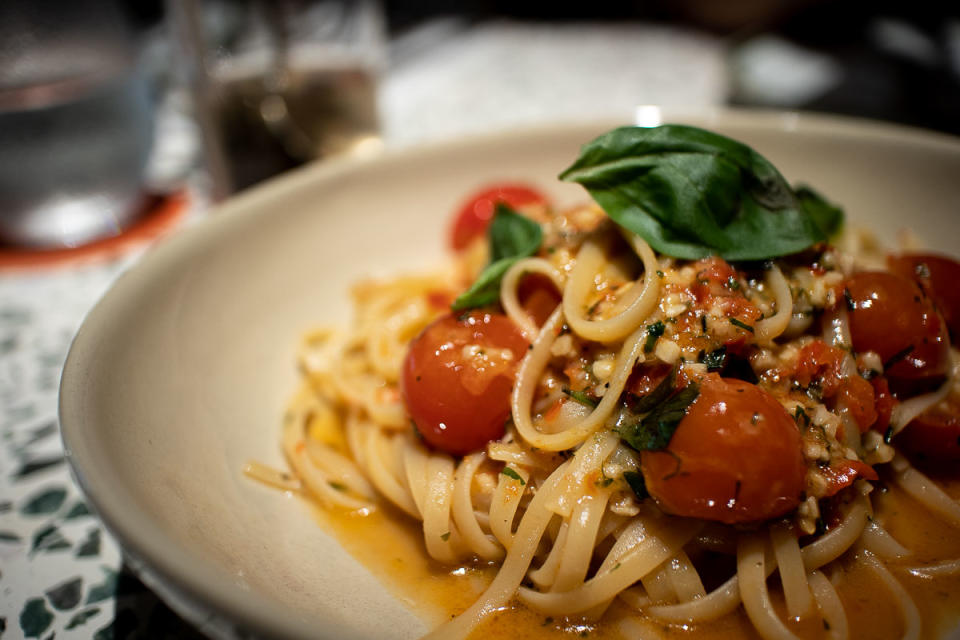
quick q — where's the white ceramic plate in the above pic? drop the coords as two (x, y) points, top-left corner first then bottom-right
(60, 111), (960, 639)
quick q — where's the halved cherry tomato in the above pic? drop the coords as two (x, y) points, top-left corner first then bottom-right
(689, 256), (762, 332)
(792, 339), (876, 433)
(895, 396), (960, 461)
(846, 271), (950, 396)
(820, 459), (879, 498)
(870, 376), (896, 434)
(401, 311), (528, 456)
(640, 374), (805, 524)
(449, 183), (547, 251)
(888, 253), (960, 339)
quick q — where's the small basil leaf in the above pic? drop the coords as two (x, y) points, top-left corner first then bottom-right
(452, 204), (543, 310)
(620, 382), (700, 451)
(488, 203), (542, 262)
(450, 258), (515, 310)
(623, 470), (649, 500)
(558, 125), (843, 261)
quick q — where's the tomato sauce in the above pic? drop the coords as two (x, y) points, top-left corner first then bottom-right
(311, 471), (960, 639)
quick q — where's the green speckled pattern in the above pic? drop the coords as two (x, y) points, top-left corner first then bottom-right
(0, 258), (204, 638)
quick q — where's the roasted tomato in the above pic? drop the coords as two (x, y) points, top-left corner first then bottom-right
(640, 374), (805, 524)
(793, 340), (877, 433)
(401, 311), (528, 455)
(820, 459), (879, 498)
(449, 183), (548, 251)
(888, 253), (960, 339)
(845, 271), (950, 396)
(895, 396), (960, 462)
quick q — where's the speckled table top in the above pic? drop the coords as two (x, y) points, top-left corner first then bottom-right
(0, 20), (725, 639)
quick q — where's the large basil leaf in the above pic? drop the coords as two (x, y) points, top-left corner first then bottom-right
(451, 204), (543, 310)
(558, 125), (843, 260)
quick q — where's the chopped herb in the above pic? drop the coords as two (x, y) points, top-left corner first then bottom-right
(703, 346), (727, 371)
(623, 471), (649, 500)
(884, 345), (914, 370)
(328, 481), (347, 492)
(411, 421), (425, 441)
(729, 317), (755, 333)
(656, 270), (665, 278)
(750, 413), (760, 425)
(814, 515), (827, 537)
(726, 276), (740, 290)
(563, 387), (598, 409)
(628, 365), (677, 413)
(501, 467), (526, 485)
(613, 562), (622, 571)
(794, 406), (811, 429)
(843, 288), (856, 311)
(644, 321), (666, 353)
(619, 383), (701, 451)
(884, 425), (894, 444)
(861, 368), (878, 381)
(440, 532), (451, 541)
(596, 475), (614, 488)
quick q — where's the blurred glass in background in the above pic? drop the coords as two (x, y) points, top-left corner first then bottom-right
(0, 0), (155, 248)
(170, 0), (385, 200)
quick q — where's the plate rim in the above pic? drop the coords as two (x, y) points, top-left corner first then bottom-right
(58, 107), (960, 639)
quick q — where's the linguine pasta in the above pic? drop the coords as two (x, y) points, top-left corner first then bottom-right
(248, 129), (960, 640)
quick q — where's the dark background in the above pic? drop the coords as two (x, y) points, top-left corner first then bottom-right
(123, 0), (960, 136)
(379, 0), (960, 136)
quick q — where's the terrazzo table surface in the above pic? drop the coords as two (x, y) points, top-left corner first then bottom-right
(0, 20), (725, 638)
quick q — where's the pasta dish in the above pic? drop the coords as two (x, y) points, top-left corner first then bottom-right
(247, 125), (960, 639)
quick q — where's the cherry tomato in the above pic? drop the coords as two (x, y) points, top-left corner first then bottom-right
(401, 311), (528, 456)
(689, 256), (761, 332)
(846, 271), (950, 396)
(449, 183), (547, 251)
(820, 459), (879, 498)
(870, 376), (896, 434)
(895, 397), (960, 461)
(640, 374), (805, 524)
(793, 340), (877, 433)
(888, 253), (960, 339)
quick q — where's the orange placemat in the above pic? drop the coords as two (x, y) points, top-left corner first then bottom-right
(0, 191), (189, 271)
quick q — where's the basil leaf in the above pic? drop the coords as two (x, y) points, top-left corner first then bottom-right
(622, 470), (649, 500)
(452, 203), (543, 310)
(627, 365), (676, 414)
(619, 382), (700, 451)
(795, 185), (843, 239)
(558, 125), (844, 260)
